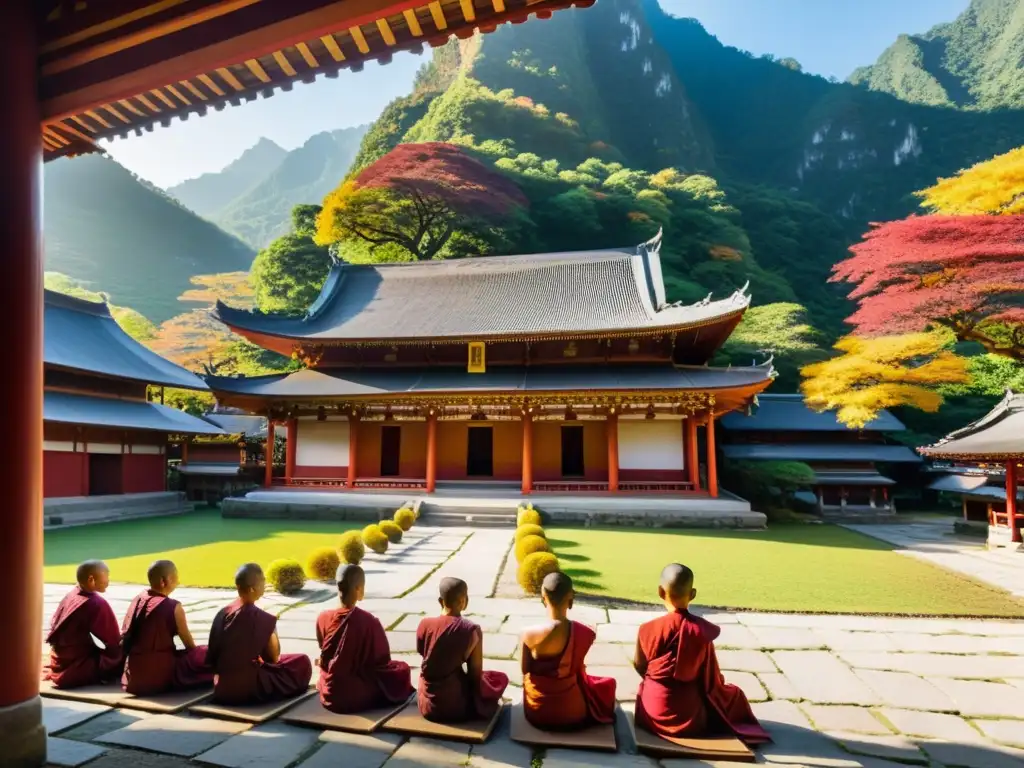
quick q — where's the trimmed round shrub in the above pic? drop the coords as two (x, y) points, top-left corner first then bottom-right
(517, 506), (542, 527)
(515, 524), (545, 542)
(362, 524), (389, 555)
(379, 519), (404, 544)
(394, 507), (416, 531)
(338, 530), (365, 565)
(266, 558), (306, 595)
(517, 552), (560, 595)
(515, 534), (551, 563)
(306, 547), (340, 581)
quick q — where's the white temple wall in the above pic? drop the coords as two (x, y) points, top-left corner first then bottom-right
(618, 420), (685, 470)
(295, 418), (350, 468)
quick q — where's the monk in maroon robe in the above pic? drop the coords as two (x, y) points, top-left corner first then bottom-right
(121, 560), (214, 696)
(634, 563), (770, 746)
(44, 560), (124, 688)
(416, 577), (508, 722)
(522, 573), (616, 730)
(316, 564), (412, 713)
(207, 563), (312, 704)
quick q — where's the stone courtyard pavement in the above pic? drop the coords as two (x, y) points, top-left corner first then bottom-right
(41, 524), (1024, 768)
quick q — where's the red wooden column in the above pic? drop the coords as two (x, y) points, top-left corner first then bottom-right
(347, 413), (359, 488)
(607, 411), (619, 492)
(706, 415), (719, 498)
(685, 417), (700, 491)
(521, 411), (533, 494)
(285, 419), (297, 485)
(1008, 460), (1021, 544)
(425, 412), (438, 493)
(0, 2), (46, 763)
(264, 420), (276, 487)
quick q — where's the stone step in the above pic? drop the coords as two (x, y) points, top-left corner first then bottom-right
(44, 491), (187, 515)
(44, 500), (193, 529)
(420, 510), (516, 527)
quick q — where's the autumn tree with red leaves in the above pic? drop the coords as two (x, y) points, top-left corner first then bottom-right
(316, 142), (528, 261)
(832, 215), (1024, 359)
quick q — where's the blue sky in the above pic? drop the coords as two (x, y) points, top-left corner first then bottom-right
(106, 0), (969, 188)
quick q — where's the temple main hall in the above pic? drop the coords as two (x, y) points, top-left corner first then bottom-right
(209, 234), (775, 498)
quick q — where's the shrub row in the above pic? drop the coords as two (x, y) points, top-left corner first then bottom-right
(513, 503), (560, 594)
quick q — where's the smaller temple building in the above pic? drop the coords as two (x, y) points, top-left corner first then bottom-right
(175, 411), (268, 504)
(920, 390), (1022, 550)
(719, 394), (921, 514)
(44, 290), (223, 524)
(207, 235), (775, 500)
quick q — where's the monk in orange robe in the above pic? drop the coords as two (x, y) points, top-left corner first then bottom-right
(316, 564), (413, 713)
(207, 563), (312, 704)
(522, 572), (616, 729)
(416, 577), (508, 722)
(121, 560), (214, 696)
(634, 563), (770, 745)
(44, 560), (124, 689)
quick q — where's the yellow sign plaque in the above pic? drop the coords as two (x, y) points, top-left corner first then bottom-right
(468, 342), (486, 373)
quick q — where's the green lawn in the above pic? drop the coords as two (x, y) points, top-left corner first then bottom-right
(547, 525), (1024, 617)
(44, 510), (359, 588)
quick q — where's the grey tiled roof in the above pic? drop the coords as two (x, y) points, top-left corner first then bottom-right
(44, 390), (225, 434)
(928, 473), (1023, 501)
(720, 394), (906, 432)
(214, 244), (750, 342)
(721, 443), (922, 463)
(201, 413), (266, 435)
(44, 290), (208, 390)
(921, 390), (1024, 458)
(205, 364), (773, 398)
(810, 470), (895, 486)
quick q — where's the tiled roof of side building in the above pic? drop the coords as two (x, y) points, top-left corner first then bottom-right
(44, 391), (224, 435)
(721, 443), (922, 463)
(920, 390), (1024, 459)
(214, 237), (751, 342)
(719, 393), (906, 432)
(205, 363), (774, 398)
(44, 290), (208, 391)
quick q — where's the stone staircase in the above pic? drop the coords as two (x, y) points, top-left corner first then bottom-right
(417, 498), (517, 527)
(44, 492), (194, 529)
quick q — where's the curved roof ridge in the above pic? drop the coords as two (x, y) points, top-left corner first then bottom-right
(44, 288), (113, 318)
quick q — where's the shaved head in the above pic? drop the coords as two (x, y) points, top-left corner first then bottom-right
(542, 572), (573, 606)
(147, 560), (177, 588)
(660, 563), (694, 598)
(336, 564), (365, 604)
(76, 560), (109, 591)
(439, 577), (467, 610)
(235, 563), (264, 590)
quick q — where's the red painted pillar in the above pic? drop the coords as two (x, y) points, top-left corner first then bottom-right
(425, 413), (438, 493)
(285, 418), (297, 485)
(264, 420), (276, 487)
(0, 2), (46, 763)
(521, 411), (533, 495)
(347, 413), (359, 489)
(1007, 460), (1020, 544)
(706, 415), (719, 498)
(607, 412), (619, 492)
(685, 417), (700, 491)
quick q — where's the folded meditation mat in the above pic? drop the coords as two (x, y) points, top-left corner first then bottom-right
(40, 679), (213, 714)
(627, 713), (755, 762)
(508, 704), (617, 752)
(381, 700), (504, 744)
(281, 694), (413, 734)
(189, 688), (315, 723)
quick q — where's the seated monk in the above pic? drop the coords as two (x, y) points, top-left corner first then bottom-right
(44, 560), (124, 688)
(634, 563), (770, 746)
(521, 572), (616, 730)
(121, 560), (214, 696)
(316, 564), (412, 713)
(207, 563), (312, 705)
(416, 577), (508, 722)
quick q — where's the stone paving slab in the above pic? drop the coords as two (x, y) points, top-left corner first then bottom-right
(875, 707), (985, 741)
(770, 652), (881, 706)
(467, 733), (533, 767)
(973, 718), (1024, 748)
(928, 677), (1024, 717)
(798, 705), (891, 735)
(717, 650), (776, 673)
(295, 731), (402, 768)
(715, 624), (762, 650)
(195, 721), (320, 767)
(747, 626), (826, 650)
(825, 731), (926, 764)
(96, 715), (250, 757)
(383, 737), (471, 767)
(43, 699), (111, 734)
(918, 739), (1024, 768)
(851, 668), (957, 712)
(837, 651), (1024, 679)
(810, 630), (897, 652)
(589, 665), (640, 701)
(385, 631), (418, 654)
(584, 642), (633, 667)
(482, 632), (520, 659)
(758, 672), (800, 701)
(885, 632), (1021, 654)
(46, 737), (109, 767)
(540, 750), (658, 767)
(726, 671), (767, 702)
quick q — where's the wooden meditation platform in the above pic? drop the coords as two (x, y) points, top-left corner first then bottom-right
(39, 679), (212, 714)
(382, 700), (504, 744)
(281, 694), (413, 734)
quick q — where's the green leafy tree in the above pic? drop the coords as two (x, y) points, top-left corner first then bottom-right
(250, 205), (333, 314)
(717, 303), (828, 389)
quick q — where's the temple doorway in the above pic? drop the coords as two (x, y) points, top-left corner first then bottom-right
(561, 425), (585, 477)
(88, 454), (122, 495)
(380, 425), (401, 476)
(467, 426), (494, 477)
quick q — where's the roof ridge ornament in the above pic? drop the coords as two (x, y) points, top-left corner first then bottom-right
(639, 227), (663, 255)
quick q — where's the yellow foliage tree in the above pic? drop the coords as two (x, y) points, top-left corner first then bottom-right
(800, 332), (971, 428)
(917, 146), (1024, 215)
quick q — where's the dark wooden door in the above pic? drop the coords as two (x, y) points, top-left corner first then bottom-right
(466, 427), (494, 477)
(380, 426), (401, 477)
(88, 454), (123, 495)
(561, 426), (585, 477)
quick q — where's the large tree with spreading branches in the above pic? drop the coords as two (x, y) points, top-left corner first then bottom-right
(917, 145), (1024, 216)
(315, 142), (528, 261)
(832, 215), (1024, 359)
